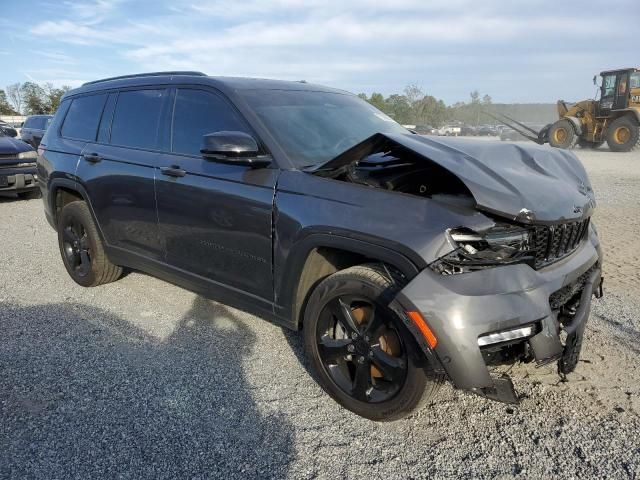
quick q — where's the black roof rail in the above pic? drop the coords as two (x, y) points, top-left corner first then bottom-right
(82, 71), (207, 86)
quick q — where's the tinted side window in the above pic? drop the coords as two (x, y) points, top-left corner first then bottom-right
(110, 89), (166, 150)
(23, 117), (33, 128)
(172, 89), (251, 156)
(61, 94), (107, 141)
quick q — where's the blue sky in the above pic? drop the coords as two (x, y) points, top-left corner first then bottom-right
(0, 0), (637, 103)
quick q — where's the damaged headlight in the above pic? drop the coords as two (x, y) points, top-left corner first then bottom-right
(430, 224), (534, 275)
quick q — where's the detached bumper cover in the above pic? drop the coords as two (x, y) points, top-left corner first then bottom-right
(395, 228), (601, 399)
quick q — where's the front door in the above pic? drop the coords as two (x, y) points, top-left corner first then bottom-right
(599, 73), (617, 115)
(155, 87), (276, 303)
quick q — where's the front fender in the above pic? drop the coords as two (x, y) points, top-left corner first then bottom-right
(564, 116), (584, 134)
(275, 230), (422, 326)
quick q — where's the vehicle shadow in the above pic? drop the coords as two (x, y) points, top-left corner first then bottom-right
(0, 297), (293, 478)
(0, 191), (41, 202)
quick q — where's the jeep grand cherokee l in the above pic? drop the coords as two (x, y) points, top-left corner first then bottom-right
(37, 72), (603, 421)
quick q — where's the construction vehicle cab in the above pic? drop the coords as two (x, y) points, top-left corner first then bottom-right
(598, 68), (640, 114)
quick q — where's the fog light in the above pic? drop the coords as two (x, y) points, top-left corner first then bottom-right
(477, 325), (535, 346)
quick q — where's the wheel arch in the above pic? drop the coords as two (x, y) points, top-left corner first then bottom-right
(277, 233), (422, 330)
(48, 179), (107, 243)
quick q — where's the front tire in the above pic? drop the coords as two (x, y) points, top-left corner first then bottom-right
(606, 115), (640, 152)
(548, 119), (578, 149)
(303, 264), (441, 421)
(57, 201), (122, 287)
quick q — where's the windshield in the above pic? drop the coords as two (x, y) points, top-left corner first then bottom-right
(240, 89), (408, 168)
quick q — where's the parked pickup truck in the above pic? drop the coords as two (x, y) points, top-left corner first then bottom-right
(437, 125), (461, 136)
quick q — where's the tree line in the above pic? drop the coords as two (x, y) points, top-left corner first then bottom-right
(0, 82), (71, 116)
(1, 80), (556, 126)
(358, 85), (556, 127)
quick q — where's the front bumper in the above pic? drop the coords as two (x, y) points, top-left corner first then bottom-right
(0, 170), (38, 193)
(395, 227), (602, 402)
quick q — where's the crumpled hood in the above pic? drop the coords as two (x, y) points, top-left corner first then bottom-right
(0, 136), (33, 155)
(316, 133), (596, 223)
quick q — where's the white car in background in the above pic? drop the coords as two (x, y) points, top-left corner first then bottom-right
(437, 125), (461, 136)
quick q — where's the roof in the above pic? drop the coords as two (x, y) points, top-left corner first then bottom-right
(600, 67), (639, 75)
(64, 71), (348, 100)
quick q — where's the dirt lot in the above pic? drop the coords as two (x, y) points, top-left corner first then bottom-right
(1, 145), (639, 479)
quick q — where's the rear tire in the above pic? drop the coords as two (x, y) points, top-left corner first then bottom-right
(606, 116), (640, 152)
(548, 119), (578, 149)
(57, 201), (122, 287)
(303, 263), (441, 421)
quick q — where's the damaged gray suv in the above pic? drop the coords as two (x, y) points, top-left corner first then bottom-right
(38, 72), (603, 421)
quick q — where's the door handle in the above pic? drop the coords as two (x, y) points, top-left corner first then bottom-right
(83, 153), (102, 163)
(160, 165), (187, 177)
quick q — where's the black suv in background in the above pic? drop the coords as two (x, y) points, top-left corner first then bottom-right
(38, 72), (603, 421)
(0, 128), (39, 197)
(21, 114), (52, 148)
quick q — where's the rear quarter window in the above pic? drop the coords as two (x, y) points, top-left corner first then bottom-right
(61, 94), (108, 141)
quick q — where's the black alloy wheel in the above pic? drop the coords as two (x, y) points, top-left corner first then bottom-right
(61, 219), (92, 278)
(57, 201), (122, 287)
(316, 295), (408, 404)
(303, 264), (441, 421)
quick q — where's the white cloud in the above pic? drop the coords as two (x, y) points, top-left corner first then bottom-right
(22, 0), (639, 101)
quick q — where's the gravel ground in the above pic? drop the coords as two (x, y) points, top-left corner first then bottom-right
(1, 145), (639, 479)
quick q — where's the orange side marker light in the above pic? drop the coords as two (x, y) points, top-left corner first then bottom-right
(406, 311), (438, 349)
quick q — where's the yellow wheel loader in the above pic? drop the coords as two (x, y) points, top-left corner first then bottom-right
(493, 68), (640, 152)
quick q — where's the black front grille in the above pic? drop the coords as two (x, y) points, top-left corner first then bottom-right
(532, 219), (589, 269)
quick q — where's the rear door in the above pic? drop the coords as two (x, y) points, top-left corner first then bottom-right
(76, 88), (169, 261)
(155, 87), (277, 303)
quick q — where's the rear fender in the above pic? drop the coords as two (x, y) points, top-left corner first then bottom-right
(47, 178), (106, 243)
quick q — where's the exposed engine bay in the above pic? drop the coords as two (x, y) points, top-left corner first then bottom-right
(314, 135), (474, 204)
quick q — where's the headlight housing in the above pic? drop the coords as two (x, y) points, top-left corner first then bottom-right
(18, 150), (37, 160)
(430, 223), (534, 275)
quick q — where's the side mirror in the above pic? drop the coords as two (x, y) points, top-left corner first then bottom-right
(593, 75), (597, 86)
(200, 131), (270, 168)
